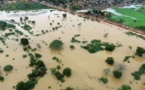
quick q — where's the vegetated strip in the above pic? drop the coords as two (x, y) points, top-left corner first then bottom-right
(125, 31), (145, 40)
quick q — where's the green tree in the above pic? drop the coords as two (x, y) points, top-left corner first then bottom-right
(3, 65), (13, 71)
(49, 39), (63, 50)
(20, 38), (29, 46)
(63, 68), (71, 77)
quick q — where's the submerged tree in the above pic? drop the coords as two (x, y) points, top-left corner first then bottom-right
(49, 39), (63, 50)
(20, 38), (29, 46)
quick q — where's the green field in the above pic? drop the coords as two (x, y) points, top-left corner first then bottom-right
(108, 6), (145, 30)
(0, 1), (49, 11)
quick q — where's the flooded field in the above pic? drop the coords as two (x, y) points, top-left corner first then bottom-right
(0, 9), (145, 90)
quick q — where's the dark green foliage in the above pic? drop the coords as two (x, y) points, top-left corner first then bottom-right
(63, 68), (71, 77)
(119, 85), (131, 90)
(65, 87), (74, 90)
(99, 77), (108, 84)
(105, 44), (116, 51)
(20, 38), (29, 46)
(63, 14), (67, 18)
(0, 49), (4, 53)
(49, 39), (63, 50)
(70, 45), (75, 49)
(126, 32), (145, 40)
(132, 64), (145, 80)
(0, 21), (15, 30)
(32, 21), (35, 24)
(55, 71), (64, 80)
(106, 57), (114, 65)
(136, 47), (145, 56)
(123, 56), (134, 62)
(22, 24), (32, 31)
(57, 65), (61, 70)
(15, 29), (23, 35)
(35, 53), (42, 58)
(113, 70), (122, 78)
(81, 39), (104, 53)
(16, 80), (37, 90)
(4, 65), (13, 71)
(22, 54), (27, 58)
(71, 37), (80, 43)
(0, 76), (4, 81)
(85, 11), (91, 15)
(0, 1), (49, 11)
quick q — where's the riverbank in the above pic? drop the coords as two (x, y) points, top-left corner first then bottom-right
(39, 2), (145, 36)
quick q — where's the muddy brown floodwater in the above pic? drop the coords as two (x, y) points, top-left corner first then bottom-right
(0, 9), (145, 90)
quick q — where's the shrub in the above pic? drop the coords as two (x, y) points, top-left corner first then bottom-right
(49, 39), (63, 50)
(16, 81), (25, 90)
(99, 77), (108, 84)
(65, 87), (74, 90)
(35, 53), (42, 58)
(57, 65), (61, 69)
(20, 38), (29, 46)
(105, 57), (114, 65)
(113, 70), (122, 78)
(4, 65), (13, 71)
(70, 45), (75, 49)
(0, 49), (4, 53)
(136, 47), (145, 56)
(22, 54), (27, 58)
(63, 13), (67, 18)
(119, 85), (131, 90)
(63, 68), (71, 77)
(105, 44), (116, 51)
(0, 76), (4, 81)
(55, 71), (64, 80)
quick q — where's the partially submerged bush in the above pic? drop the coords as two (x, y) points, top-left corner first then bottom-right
(49, 39), (63, 50)
(70, 45), (75, 49)
(63, 68), (71, 77)
(99, 77), (108, 84)
(20, 38), (29, 46)
(105, 44), (116, 51)
(3, 65), (13, 71)
(65, 87), (74, 90)
(136, 47), (145, 57)
(105, 57), (114, 65)
(0, 76), (4, 81)
(118, 85), (131, 90)
(113, 70), (122, 78)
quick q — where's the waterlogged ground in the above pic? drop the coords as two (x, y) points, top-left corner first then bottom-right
(0, 9), (145, 90)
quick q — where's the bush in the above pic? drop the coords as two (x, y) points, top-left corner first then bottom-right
(0, 49), (4, 53)
(4, 65), (13, 71)
(63, 68), (71, 77)
(99, 77), (108, 84)
(119, 85), (131, 90)
(57, 65), (61, 69)
(113, 70), (122, 78)
(49, 39), (63, 50)
(0, 76), (4, 81)
(22, 54), (27, 58)
(20, 38), (29, 46)
(65, 87), (74, 90)
(136, 47), (145, 56)
(105, 44), (116, 51)
(70, 45), (75, 49)
(63, 13), (67, 18)
(35, 53), (42, 58)
(16, 81), (25, 90)
(55, 71), (64, 80)
(105, 57), (114, 65)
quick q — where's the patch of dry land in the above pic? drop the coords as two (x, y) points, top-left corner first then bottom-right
(0, 9), (145, 90)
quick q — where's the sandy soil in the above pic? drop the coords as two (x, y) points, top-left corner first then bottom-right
(0, 9), (145, 90)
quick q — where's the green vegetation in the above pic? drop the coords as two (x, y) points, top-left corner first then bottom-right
(71, 37), (80, 43)
(0, 1), (49, 11)
(0, 21), (15, 30)
(136, 47), (145, 57)
(50, 68), (64, 82)
(125, 32), (145, 40)
(35, 53), (42, 58)
(132, 64), (145, 80)
(98, 77), (108, 84)
(65, 87), (74, 90)
(49, 39), (63, 50)
(0, 76), (4, 81)
(20, 38), (29, 46)
(81, 39), (116, 53)
(123, 56), (134, 62)
(113, 70), (122, 78)
(3, 65), (13, 71)
(63, 68), (72, 77)
(107, 7), (145, 30)
(118, 85), (131, 90)
(22, 54), (27, 58)
(0, 49), (4, 53)
(70, 45), (75, 49)
(105, 57), (114, 65)
(21, 24), (32, 31)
